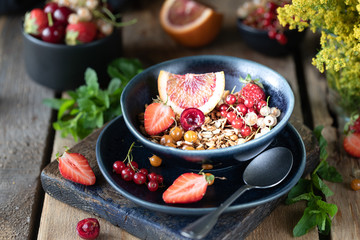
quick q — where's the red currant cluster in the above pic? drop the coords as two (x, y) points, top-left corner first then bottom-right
(240, 0), (291, 45)
(218, 93), (268, 137)
(112, 143), (164, 192)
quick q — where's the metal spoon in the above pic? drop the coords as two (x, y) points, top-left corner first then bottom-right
(180, 147), (293, 239)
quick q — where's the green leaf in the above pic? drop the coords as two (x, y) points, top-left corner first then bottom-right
(286, 179), (312, 204)
(42, 98), (67, 110)
(107, 78), (122, 94)
(317, 160), (343, 183)
(293, 207), (319, 237)
(316, 199), (338, 218)
(312, 173), (334, 197)
(57, 99), (75, 119)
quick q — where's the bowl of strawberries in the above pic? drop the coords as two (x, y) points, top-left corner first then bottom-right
(22, 0), (131, 91)
(120, 55), (295, 167)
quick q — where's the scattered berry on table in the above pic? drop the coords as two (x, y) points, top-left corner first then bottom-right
(149, 155), (162, 167)
(351, 179), (360, 191)
(76, 218), (100, 240)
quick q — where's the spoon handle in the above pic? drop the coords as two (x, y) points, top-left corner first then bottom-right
(180, 184), (253, 239)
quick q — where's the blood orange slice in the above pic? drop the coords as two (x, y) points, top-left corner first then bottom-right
(159, 0), (223, 47)
(158, 70), (225, 115)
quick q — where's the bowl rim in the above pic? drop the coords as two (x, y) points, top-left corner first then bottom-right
(121, 54), (295, 157)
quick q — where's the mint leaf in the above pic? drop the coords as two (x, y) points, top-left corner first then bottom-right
(287, 125), (342, 237)
(317, 160), (343, 183)
(286, 179), (312, 204)
(43, 58), (143, 141)
(293, 207), (318, 237)
(312, 173), (334, 197)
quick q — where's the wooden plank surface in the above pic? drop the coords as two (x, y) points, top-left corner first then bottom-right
(302, 31), (360, 240)
(0, 15), (55, 239)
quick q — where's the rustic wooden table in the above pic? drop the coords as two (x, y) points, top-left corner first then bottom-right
(1, 0), (359, 239)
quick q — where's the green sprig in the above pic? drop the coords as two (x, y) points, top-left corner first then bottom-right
(286, 125), (342, 237)
(43, 58), (143, 142)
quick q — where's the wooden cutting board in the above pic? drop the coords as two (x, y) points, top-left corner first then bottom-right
(40, 120), (318, 240)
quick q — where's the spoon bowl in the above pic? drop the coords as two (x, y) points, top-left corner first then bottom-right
(181, 147), (293, 239)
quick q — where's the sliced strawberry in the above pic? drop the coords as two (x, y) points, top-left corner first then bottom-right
(58, 151), (96, 185)
(163, 173), (208, 204)
(343, 133), (360, 158)
(144, 102), (175, 135)
(24, 8), (48, 38)
(65, 22), (97, 45)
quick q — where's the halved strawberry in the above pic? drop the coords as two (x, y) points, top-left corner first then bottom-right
(343, 133), (360, 158)
(58, 151), (96, 185)
(163, 173), (208, 204)
(65, 21), (97, 45)
(144, 102), (175, 135)
(24, 8), (48, 38)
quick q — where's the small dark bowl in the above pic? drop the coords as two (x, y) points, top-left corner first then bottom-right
(121, 55), (294, 166)
(22, 29), (122, 91)
(237, 19), (306, 57)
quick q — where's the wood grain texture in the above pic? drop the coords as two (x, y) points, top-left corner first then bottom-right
(0, 15), (55, 239)
(40, 120), (318, 240)
(302, 31), (360, 240)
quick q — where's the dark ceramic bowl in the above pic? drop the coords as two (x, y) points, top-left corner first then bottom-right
(120, 55), (294, 166)
(237, 19), (306, 57)
(22, 29), (122, 91)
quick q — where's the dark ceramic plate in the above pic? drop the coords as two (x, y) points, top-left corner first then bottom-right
(96, 116), (306, 216)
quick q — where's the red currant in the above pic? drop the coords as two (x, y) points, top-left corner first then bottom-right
(112, 161), (126, 174)
(241, 126), (252, 137)
(147, 172), (158, 182)
(121, 167), (135, 181)
(257, 100), (267, 111)
(232, 118), (244, 129)
(268, 29), (277, 39)
(236, 103), (248, 116)
(220, 110), (228, 118)
(138, 168), (149, 176)
(225, 94), (237, 105)
(276, 33), (288, 45)
(219, 103), (229, 112)
(148, 180), (159, 192)
(127, 161), (138, 170)
(226, 111), (237, 123)
(244, 99), (254, 108)
(156, 174), (164, 184)
(133, 172), (147, 185)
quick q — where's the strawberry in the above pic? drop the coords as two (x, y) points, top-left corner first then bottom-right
(163, 173), (208, 204)
(65, 22), (97, 45)
(345, 113), (360, 134)
(58, 151), (96, 185)
(24, 8), (48, 38)
(343, 133), (360, 158)
(239, 75), (265, 104)
(144, 102), (175, 135)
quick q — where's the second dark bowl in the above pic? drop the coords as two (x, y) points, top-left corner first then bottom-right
(237, 19), (306, 57)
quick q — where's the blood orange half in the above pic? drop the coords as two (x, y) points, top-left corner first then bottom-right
(159, 0), (223, 47)
(158, 70), (225, 115)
